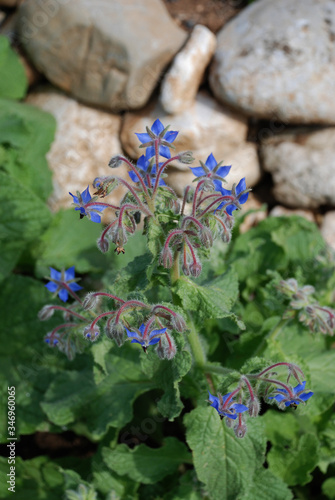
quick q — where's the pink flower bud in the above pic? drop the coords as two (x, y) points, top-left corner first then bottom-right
(83, 325), (100, 342)
(171, 313), (187, 333)
(97, 236), (109, 253)
(160, 246), (173, 269)
(83, 292), (99, 311)
(234, 422), (247, 438)
(248, 397), (260, 417)
(38, 305), (55, 321)
(190, 262), (202, 278)
(105, 322), (125, 346)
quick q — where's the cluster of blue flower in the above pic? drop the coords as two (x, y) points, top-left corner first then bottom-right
(38, 120), (313, 438)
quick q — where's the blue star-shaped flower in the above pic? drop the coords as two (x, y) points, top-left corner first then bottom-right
(208, 391), (249, 420)
(135, 119), (178, 159)
(217, 177), (249, 215)
(125, 323), (167, 352)
(45, 266), (82, 302)
(69, 186), (106, 223)
(268, 381), (313, 407)
(191, 153), (231, 188)
(128, 152), (166, 187)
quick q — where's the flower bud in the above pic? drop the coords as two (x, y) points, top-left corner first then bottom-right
(248, 397), (260, 417)
(83, 292), (99, 311)
(182, 262), (190, 276)
(110, 225), (128, 246)
(190, 262), (202, 278)
(105, 322), (125, 346)
(83, 324), (100, 341)
(108, 155), (122, 168)
(171, 313), (187, 333)
(178, 151), (195, 164)
(97, 236), (109, 253)
(234, 421), (247, 438)
(160, 246), (173, 269)
(38, 305), (55, 321)
(199, 227), (213, 248)
(156, 334), (177, 360)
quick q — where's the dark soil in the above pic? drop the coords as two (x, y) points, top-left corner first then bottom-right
(163, 0), (247, 33)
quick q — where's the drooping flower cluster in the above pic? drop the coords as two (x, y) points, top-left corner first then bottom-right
(40, 267), (185, 361)
(277, 278), (335, 336)
(69, 119), (249, 273)
(208, 363), (313, 438)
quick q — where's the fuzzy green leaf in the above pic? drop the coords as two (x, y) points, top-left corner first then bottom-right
(0, 171), (52, 280)
(185, 406), (267, 500)
(0, 36), (27, 99)
(102, 437), (191, 484)
(41, 345), (155, 440)
(0, 98), (55, 201)
(173, 269), (240, 322)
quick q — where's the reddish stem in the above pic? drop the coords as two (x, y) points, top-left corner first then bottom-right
(47, 305), (88, 321)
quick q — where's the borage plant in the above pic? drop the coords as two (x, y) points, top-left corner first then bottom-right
(38, 119), (314, 498)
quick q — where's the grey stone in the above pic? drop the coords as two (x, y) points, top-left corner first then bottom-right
(261, 127), (335, 208)
(25, 87), (127, 212)
(18, 0), (186, 111)
(210, 0), (335, 124)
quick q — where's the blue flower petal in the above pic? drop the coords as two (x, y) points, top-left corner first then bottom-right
(232, 403), (249, 413)
(294, 382), (306, 394)
(90, 212), (102, 223)
(135, 132), (151, 144)
(225, 204), (236, 216)
(69, 192), (79, 204)
(149, 327), (167, 338)
(205, 153), (217, 171)
(81, 186), (92, 204)
(49, 267), (61, 281)
(151, 119), (164, 135)
(58, 288), (69, 302)
(64, 266), (75, 281)
(216, 165), (232, 178)
(45, 282), (58, 293)
(159, 145), (171, 159)
(137, 155), (149, 171)
(128, 171), (139, 183)
(69, 282), (83, 292)
(299, 391), (313, 401)
(131, 339), (143, 345)
(223, 412), (238, 420)
(236, 178), (246, 194)
(190, 167), (205, 177)
(139, 324), (146, 335)
(145, 145), (155, 159)
(164, 130), (178, 143)
(148, 337), (161, 346)
(239, 192), (249, 205)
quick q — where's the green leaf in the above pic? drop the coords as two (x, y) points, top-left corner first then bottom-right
(243, 469), (293, 500)
(0, 456), (64, 499)
(0, 274), (66, 439)
(145, 217), (164, 257)
(141, 336), (192, 419)
(173, 269), (241, 322)
(322, 478), (335, 499)
(102, 437), (191, 484)
(263, 411), (319, 486)
(41, 345), (155, 440)
(34, 209), (112, 275)
(0, 171), (52, 280)
(0, 36), (27, 99)
(185, 406), (267, 500)
(0, 98), (55, 200)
